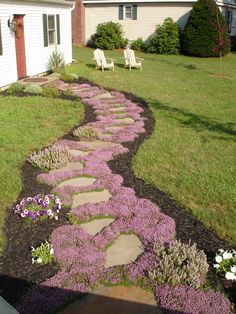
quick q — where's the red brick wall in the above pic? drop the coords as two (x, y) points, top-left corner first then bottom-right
(72, 0), (85, 46)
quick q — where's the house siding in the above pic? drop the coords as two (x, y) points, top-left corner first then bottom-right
(84, 2), (192, 43)
(0, 0), (73, 88)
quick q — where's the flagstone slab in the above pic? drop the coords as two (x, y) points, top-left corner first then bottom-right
(108, 107), (127, 112)
(105, 234), (143, 268)
(57, 177), (96, 188)
(92, 92), (114, 99)
(114, 118), (134, 125)
(58, 286), (163, 314)
(80, 218), (115, 236)
(78, 140), (118, 150)
(72, 189), (111, 208)
(49, 162), (84, 175)
(69, 149), (90, 157)
(105, 126), (126, 132)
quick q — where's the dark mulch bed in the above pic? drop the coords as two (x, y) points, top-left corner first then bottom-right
(0, 79), (235, 311)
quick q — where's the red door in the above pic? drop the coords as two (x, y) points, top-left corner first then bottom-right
(14, 15), (27, 79)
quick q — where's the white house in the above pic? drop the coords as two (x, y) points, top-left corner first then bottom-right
(72, 0), (236, 45)
(0, 0), (75, 88)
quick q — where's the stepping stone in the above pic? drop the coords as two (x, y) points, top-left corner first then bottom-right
(105, 126), (126, 132)
(72, 189), (111, 208)
(80, 218), (115, 236)
(58, 286), (163, 314)
(78, 140), (118, 150)
(109, 107), (127, 112)
(105, 234), (143, 268)
(69, 149), (90, 157)
(49, 162), (84, 175)
(92, 92), (114, 99)
(114, 118), (134, 125)
(57, 177), (96, 188)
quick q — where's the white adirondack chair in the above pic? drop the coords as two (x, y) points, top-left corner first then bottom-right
(124, 48), (144, 70)
(93, 49), (115, 72)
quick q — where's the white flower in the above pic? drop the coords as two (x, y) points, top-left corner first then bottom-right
(55, 215), (58, 221)
(58, 204), (61, 210)
(230, 266), (236, 273)
(32, 258), (35, 264)
(20, 213), (25, 218)
(227, 252), (233, 259)
(218, 249), (224, 253)
(37, 258), (42, 264)
(31, 246), (35, 252)
(47, 209), (52, 216)
(225, 272), (236, 280)
(215, 255), (223, 263)
(23, 209), (29, 215)
(50, 248), (54, 255)
(223, 251), (230, 260)
(213, 264), (220, 269)
(44, 196), (50, 205)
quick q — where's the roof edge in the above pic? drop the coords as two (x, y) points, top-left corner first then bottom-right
(2, 0), (75, 6)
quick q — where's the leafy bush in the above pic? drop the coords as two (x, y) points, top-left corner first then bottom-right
(146, 18), (180, 54)
(131, 38), (144, 51)
(73, 126), (99, 140)
(24, 84), (43, 94)
(7, 82), (24, 94)
(48, 50), (65, 73)
(91, 22), (128, 50)
(59, 71), (76, 83)
(63, 88), (73, 97)
(28, 145), (71, 170)
(31, 241), (54, 265)
(183, 0), (230, 57)
(148, 240), (209, 288)
(42, 84), (60, 98)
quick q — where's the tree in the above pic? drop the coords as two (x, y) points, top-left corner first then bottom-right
(183, 0), (230, 57)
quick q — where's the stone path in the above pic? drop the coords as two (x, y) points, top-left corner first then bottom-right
(17, 82), (174, 313)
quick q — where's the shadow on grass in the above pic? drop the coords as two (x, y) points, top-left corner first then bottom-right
(157, 59), (199, 70)
(151, 101), (236, 140)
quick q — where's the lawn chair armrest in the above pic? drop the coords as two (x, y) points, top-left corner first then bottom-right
(136, 57), (144, 61)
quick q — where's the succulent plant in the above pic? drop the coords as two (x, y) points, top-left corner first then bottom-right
(148, 240), (209, 288)
(24, 84), (43, 94)
(73, 126), (99, 140)
(28, 145), (71, 170)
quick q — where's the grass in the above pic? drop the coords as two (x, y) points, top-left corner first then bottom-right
(69, 47), (236, 245)
(0, 95), (84, 251)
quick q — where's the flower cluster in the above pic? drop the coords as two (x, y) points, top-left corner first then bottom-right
(13, 194), (61, 221)
(214, 249), (236, 280)
(31, 241), (54, 265)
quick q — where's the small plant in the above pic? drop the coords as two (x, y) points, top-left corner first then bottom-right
(131, 38), (144, 51)
(42, 84), (60, 98)
(59, 72), (75, 83)
(146, 18), (180, 54)
(6, 82), (24, 94)
(28, 145), (71, 170)
(91, 21), (128, 50)
(24, 84), (43, 94)
(214, 249), (236, 280)
(48, 50), (65, 73)
(31, 241), (54, 265)
(73, 126), (99, 140)
(63, 88), (73, 97)
(13, 194), (61, 222)
(148, 240), (209, 288)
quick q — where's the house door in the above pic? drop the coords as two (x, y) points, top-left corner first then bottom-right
(14, 15), (27, 79)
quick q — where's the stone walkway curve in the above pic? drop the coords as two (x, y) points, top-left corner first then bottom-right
(17, 81), (231, 314)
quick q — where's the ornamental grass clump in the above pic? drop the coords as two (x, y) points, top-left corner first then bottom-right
(73, 126), (99, 140)
(31, 241), (54, 265)
(24, 84), (43, 94)
(148, 240), (209, 288)
(214, 249), (236, 281)
(13, 194), (61, 222)
(28, 145), (71, 170)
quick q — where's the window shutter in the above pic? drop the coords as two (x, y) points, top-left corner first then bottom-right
(43, 14), (48, 47)
(56, 14), (60, 45)
(0, 20), (2, 55)
(132, 5), (137, 20)
(118, 5), (123, 20)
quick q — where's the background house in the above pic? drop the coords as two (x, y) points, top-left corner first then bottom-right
(72, 0), (236, 46)
(0, 0), (74, 88)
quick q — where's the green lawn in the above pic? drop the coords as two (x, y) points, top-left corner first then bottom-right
(0, 96), (84, 250)
(69, 47), (236, 245)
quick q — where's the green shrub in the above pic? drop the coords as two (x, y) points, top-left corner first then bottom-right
(131, 38), (144, 51)
(183, 0), (230, 57)
(28, 145), (71, 170)
(146, 18), (180, 54)
(24, 84), (43, 94)
(91, 21), (128, 50)
(48, 50), (65, 73)
(73, 126), (99, 140)
(59, 72), (75, 83)
(148, 240), (209, 288)
(6, 82), (24, 94)
(42, 84), (60, 98)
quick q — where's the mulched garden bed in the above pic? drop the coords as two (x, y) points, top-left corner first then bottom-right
(0, 78), (235, 311)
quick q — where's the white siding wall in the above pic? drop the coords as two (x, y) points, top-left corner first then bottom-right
(0, 0), (73, 88)
(85, 3), (192, 43)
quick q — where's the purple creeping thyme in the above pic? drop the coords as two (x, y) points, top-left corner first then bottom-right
(17, 82), (231, 313)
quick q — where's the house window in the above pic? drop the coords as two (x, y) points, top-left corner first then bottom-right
(118, 5), (137, 20)
(43, 14), (60, 47)
(225, 9), (232, 33)
(0, 19), (2, 55)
